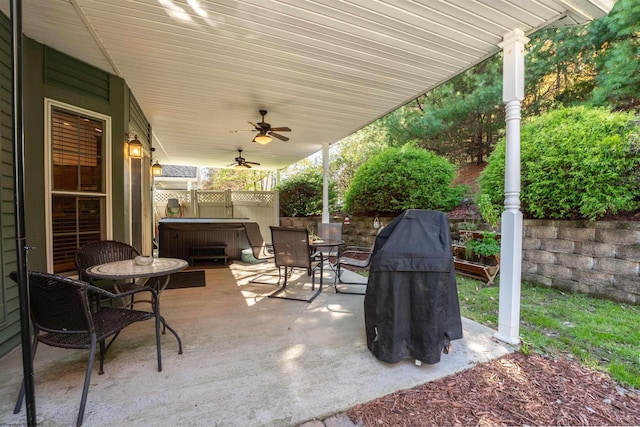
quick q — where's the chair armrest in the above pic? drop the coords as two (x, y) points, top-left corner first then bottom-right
(251, 243), (274, 258)
(340, 249), (371, 258)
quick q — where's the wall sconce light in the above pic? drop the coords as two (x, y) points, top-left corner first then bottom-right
(150, 147), (162, 176)
(127, 134), (143, 159)
(253, 133), (272, 145)
(151, 160), (163, 177)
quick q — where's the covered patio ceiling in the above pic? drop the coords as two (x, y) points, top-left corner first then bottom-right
(1, 0), (614, 169)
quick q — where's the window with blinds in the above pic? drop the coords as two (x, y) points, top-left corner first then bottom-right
(50, 107), (106, 273)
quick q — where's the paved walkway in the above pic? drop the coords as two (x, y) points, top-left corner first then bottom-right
(1, 262), (513, 426)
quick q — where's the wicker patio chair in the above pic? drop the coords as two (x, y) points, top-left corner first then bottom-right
(269, 226), (324, 303)
(75, 240), (141, 306)
(12, 271), (162, 427)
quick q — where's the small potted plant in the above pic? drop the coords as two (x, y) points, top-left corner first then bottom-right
(464, 231), (501, 265)
(456, 194), (501, 264)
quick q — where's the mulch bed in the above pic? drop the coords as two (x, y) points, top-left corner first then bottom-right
(347, 352), (640, 426)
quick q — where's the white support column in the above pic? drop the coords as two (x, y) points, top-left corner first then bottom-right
(495, 29), (529, 345)
(322, 142), (330, 223)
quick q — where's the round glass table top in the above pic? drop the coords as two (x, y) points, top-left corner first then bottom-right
(86, 258), (188, 280)
(310, 239), (344, 248)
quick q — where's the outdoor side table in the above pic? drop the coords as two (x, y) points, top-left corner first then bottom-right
(86, 257), (188, 354)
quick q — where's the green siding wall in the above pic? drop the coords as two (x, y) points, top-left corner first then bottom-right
(129, 92), (151, 146)
(128, 92), (151, 252)
(0, 12), (133, 357)
(44, 47), (110, 102)
(0, 12), (19, 357)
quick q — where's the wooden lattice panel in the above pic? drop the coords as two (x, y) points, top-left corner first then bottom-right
(197, 191), (227, 204)
(155, 191), (191, 203)
(231, 192), (274, 205)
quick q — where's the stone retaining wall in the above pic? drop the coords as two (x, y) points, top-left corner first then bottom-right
(280, 216), (640, 304)
(279, 215), (395, 249)
(522, 219), (640, 304)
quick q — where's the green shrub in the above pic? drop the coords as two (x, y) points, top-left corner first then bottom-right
(477, 193), (500, 228)
(480, 106), (640, 220)
(465, 231), (501, 258)
(344, 145), (466, 216)
(278, 168), (337, 217)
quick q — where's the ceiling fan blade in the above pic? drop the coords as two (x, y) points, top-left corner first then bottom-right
(229, 129), (255, 133)
(269, 127), (291, 132)
(227, 162), (237, 167)
(248, 121), (263, 131)
(269, 132), (289, 142)
(245, 161), (261, 165)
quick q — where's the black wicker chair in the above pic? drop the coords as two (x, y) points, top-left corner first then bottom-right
(269, 226), (324, 303)
(75, 240), (141, 307)
(13, 271), (161, 427)
(75, 240), (140, 285)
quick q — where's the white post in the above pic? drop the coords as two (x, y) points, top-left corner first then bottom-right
(322, 142), (330, 223)
(495, 29), (529, 345)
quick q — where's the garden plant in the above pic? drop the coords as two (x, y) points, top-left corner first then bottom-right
(479, 106), (640, 220)
(344, 145), (466, 216)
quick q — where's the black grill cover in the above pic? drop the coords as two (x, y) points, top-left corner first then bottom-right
(364, 209), (463, 364)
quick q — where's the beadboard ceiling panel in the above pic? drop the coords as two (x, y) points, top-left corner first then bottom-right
(0, 0), (614, 169)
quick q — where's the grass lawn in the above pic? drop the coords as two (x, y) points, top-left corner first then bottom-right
(456, 276), (640, 389)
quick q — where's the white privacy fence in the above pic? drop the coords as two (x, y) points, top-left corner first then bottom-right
(154, 189), (279, 241)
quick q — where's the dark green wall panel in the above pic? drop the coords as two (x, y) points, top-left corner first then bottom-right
(0, 12), (132, 357)
(0, 10), (18, 358)
(44, 47), (110, 101)
(129, 92), (151, 146)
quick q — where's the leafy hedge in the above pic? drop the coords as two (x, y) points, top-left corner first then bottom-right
(480, 106), (640, 220)
(344, 145), (465, 216)
(277, 168), (337, 217)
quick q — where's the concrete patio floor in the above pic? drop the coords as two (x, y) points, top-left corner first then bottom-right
(0, 262), (514, 427)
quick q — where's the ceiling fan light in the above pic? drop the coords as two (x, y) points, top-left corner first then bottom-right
(234, 164), (247, 170)
(254, 134), (272, 145)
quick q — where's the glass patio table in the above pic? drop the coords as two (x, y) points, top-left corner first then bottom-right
(310, 238), (344, 252)
(310, 238), (344, 277)
(86, 257), (188, 354)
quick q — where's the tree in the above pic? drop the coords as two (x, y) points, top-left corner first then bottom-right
(277, 167), (337, 217)
(589, 0), (640, 110)
(344, 145), (466, 216)
(331, 122), (388, 198)
(525, 0), (639, 114)
(525, 25), (596, 115)
(380, 56), (504, 165)
(201, 168), (276, 191)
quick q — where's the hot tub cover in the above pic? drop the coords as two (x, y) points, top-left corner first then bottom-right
(364, 209), (463, 364)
